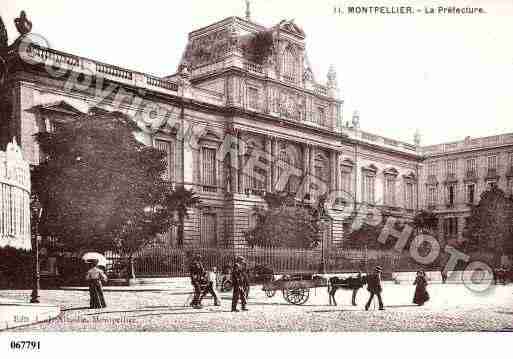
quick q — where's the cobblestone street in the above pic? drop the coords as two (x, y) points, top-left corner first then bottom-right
(2, 283), (513, 331)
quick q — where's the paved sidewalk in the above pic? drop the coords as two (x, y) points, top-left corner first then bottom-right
(0, 297), (61, 331)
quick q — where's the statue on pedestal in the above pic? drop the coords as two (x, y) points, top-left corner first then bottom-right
(15, 11), (32, 36)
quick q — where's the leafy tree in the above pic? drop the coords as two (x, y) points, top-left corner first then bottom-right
(464, 184), (513, 263)
(165, 187), (201, 248)
(32, 113), (180, 277)
(245, 191), (320, 249)
(412, 210), (438, 234)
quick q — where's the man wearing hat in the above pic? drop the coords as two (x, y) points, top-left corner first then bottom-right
(365, 266), (384, 311)
(231, 257), (249, 312)
(189, 255), (206, 309)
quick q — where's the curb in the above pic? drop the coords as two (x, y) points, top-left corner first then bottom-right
(0, 300), (61, 331)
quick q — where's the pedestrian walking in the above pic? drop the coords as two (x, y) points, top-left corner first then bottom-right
(441, 268), (448, 284)
(189, 255), (206, 309)
(413, 271), (429, 306)
(365, 266), (384, 311)
(199, 267), (221, 306)
(231, 262), (248, 312)
(85, 259), (107, 309)
(236, 256), (251, 298)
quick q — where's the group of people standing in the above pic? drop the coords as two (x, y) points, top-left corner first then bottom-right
(83, 256), (433, 312)
(188, 255), (249, 312)
(364, 266), (430, 310)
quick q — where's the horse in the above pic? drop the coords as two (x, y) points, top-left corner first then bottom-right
(328, 275), (367, 306)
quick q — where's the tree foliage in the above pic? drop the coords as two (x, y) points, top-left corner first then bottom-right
(244, 192), (320, 249)
(412, 210), (438, 234)
(464, 184), (513, 257)
(32, 113), (186, 255)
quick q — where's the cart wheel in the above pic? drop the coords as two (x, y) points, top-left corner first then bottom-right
(283, 287), (310, 305)
(264, 289), (276, 298)
(222, 280), (233, 292)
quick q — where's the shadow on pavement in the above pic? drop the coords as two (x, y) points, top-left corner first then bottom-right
(62, 306), (90, 312)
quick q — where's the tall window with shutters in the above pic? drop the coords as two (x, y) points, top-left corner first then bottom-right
(405, 182), (414, 210)
(248, 87), (259, 111)
(384, 176), (396, 206)
(202, 147), (217, 192)
(340, 167), (352, 194)
(362, 174), (375, 204)
(154, 139), (175, 182)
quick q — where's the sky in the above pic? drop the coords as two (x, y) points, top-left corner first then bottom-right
(2, 0), (512, 146)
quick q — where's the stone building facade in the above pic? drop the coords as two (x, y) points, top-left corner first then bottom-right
(0, 138), (31, 250)
(0, 13), (511, 253)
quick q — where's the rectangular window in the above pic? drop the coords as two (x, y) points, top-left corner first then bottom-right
(448, 185), (455, 207)
(252, 162), (267, 192)
(201, 213), (217, 246)
(466, 158), (476, 176)
(428, 162), (437, 177)
(405, 182), (414, 210)
(446, 159), (456, 176)
(487, 155), (497, 170)
(444, 218), (458, 238)
(467, 184), (475, 204)
(384, 177), (396, 206)
(317, 107), (326, 125)
(248, 87), (259, 110)
(154, 139), (175, 182)
(202, 148), (217, 192)
(428, 186), (437, 206)
(363, 175), (375, 203)
(340, 169), (352, 194)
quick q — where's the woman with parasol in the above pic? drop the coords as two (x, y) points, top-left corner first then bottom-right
(84, 257), (108, 309)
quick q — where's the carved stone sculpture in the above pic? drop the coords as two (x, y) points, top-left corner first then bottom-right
(15, 11), (32, 36)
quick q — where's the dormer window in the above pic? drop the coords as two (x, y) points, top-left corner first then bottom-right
(282, 46), (299, 83)
(316, 107), (326, 126)
(248, 87), (259, 111)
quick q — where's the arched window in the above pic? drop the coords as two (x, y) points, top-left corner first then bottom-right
(314, 154), (329, 183)
(282, 46), (298, 83)
(276, 145), (300, 193)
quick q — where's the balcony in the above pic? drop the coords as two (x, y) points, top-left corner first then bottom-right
(464, 170), (478, 182)
(485, 168), (499, 180)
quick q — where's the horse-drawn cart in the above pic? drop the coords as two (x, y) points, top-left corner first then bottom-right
(262, 273), (328, 305)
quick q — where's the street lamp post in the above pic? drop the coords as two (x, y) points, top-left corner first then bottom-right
(30, 207), (42, 303)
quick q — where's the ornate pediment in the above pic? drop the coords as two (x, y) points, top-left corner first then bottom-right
(30, 100), (85, 117)
(383, 167), (399, 177)
(277, 19), (305, 38)
(362, 164), (377, 174)
(402, 171), (417, 182)
(198, 127), (222, 143)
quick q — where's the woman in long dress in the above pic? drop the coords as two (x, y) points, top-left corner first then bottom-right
(413, 271), (429, 306)
(85, 260), (108, 309)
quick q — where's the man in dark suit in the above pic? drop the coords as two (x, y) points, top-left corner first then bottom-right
(189, 255), (206, 309)
(365, 266), (384, 311)
(231, 261), (248, 312)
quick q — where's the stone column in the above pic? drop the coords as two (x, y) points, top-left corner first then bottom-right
(329, 150), (337, 191)
(302, 144), (311, 196)
(265, 136), (272, 192)
(231, 129), (239, 193)
(237, 131), (243, 193)
(271, 137), (277, 191)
